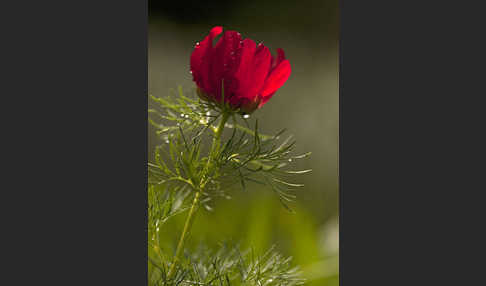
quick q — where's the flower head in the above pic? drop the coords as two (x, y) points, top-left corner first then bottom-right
(190, 26), (291, 114)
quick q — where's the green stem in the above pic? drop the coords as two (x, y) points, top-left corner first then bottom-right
(166, 112), (230, 280)
(166, 191), (200, 278)
(211, 112), (230, 161)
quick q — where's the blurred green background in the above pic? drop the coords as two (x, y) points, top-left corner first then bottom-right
(149, 0), (338, 284)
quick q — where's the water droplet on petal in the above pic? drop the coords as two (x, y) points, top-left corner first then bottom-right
(189, 70), (193, 74)
(243, 114), (250, 119)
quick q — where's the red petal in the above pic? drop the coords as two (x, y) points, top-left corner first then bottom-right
(190, 44), (204, 87)
(190, 26), (223, 93)
(210, 26), (223, 37)
(260, 59), (291, 99)
(233, 39), (257, 99)
(258, 91), (275, 107)
(211, 30), (242, 100)
(245, 44), (271, 100)
(276, 48), (286, 66)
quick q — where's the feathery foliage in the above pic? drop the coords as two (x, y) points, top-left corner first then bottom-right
(148, 87), (311, 285)
(148, 87), (310, 211)
(149, 243), (305, 286)
(148, 183), (304, 286)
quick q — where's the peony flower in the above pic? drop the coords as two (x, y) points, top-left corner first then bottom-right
(190, 26), (291, 114)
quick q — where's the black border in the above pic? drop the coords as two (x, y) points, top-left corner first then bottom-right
(339, 0), (482, 284)
(3, 0), (148, 284)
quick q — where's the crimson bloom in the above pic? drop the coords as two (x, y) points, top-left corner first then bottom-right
(190, 26), (291, 114)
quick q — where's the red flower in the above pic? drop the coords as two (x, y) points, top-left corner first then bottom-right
(190, 26), (291, 114)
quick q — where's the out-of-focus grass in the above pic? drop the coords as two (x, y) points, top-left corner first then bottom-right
(149, 1), (338, 283)
(157, 189), (338, 285)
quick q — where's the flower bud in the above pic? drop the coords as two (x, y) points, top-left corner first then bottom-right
(190, 26), (291, 113)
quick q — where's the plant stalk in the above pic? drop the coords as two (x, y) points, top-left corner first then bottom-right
(167, 112), (229, 279)
(166, 190), (200, 279)
(210, 112), (230, 161)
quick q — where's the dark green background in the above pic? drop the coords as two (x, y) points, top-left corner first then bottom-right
(149, 0), (338, 284)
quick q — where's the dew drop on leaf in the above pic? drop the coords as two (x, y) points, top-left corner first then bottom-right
(243, 114), (250, 119)
(204, 204), (213, 211)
